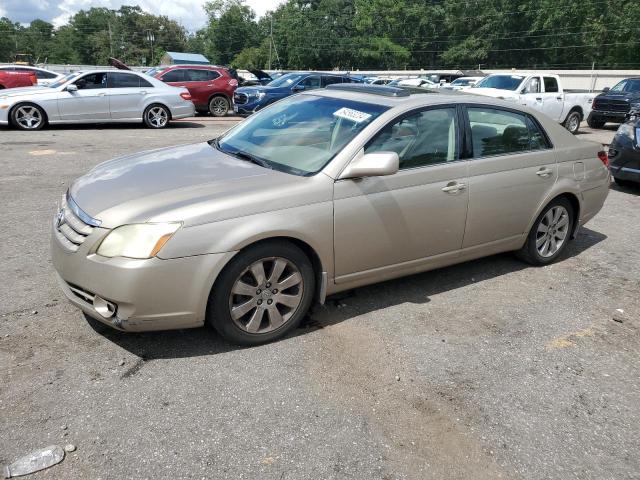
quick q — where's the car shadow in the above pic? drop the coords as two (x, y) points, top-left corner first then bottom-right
(46, 121), (205, 131)
(87, 226), (607, 360)
(610, 182), (640, 195)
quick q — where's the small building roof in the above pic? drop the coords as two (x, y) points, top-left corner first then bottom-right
(163, 52), (209, 64)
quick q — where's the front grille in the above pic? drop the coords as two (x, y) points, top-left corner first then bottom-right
(53, 195), (96, 252)
(234, 93), (248, 105)
(66, 281), (96, 304)
(593, 98), (630, 113)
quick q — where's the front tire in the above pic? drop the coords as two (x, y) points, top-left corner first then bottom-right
(143, 104), (170, 129)
(516, 197), (574, 266)
(207, 240), (315, 345)
(209, 96), (229, 117)
(11, 103), (46, 131)
(563, 111), (581, 134)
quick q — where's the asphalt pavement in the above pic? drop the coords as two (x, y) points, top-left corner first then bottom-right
(0, 118), (638, 480)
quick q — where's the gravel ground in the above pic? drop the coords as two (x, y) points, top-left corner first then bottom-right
(0, 118), (638, 480)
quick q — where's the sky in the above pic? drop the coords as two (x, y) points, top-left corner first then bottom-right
(0, 0), (285, 32)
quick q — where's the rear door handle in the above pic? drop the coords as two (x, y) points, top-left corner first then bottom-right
(556, 96), (563, 100)
(97, 92), (106, 97)
(139, 90), (148, 95)
(536, 168), (552, 178)
(442, 182), (467, 193)
(536, 97), (543, 101)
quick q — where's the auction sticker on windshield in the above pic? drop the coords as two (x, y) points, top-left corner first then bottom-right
(333, 107), (372, 123)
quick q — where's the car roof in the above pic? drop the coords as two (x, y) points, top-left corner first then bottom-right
(309, 84), (534, 109)
(162, 64), (226, 69)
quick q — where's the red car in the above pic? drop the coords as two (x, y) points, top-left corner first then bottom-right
(148, 65), (238, 117)
(0, 70), (37, 89)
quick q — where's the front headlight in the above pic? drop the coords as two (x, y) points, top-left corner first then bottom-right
(96, 223), (181, 259)
(616, 123), (635, 140)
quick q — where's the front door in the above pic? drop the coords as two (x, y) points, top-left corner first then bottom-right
(541, 76), (564, 121)
(463, 105), (558, 248)
(333, 106), (469, 280)
(57, 72), (110, 121)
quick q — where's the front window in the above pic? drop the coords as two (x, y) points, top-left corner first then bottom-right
(452, 78), (472, 86)
(48, 73), (78, 88)
(610, 79), (640, 93)
(475, 75), (525, 91)
(214, 95), (389, 176)
(267, 73), (305, 88)
(75, 73), (106, 89)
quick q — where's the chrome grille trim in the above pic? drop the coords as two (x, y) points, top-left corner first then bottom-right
(54, 194), (100, 252)
(234, 93), (248, 105)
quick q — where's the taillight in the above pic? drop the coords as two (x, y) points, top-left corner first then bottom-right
(598, 150), (609, 167)
(229, 79), (238, 87)
(180, 92), (192, 101)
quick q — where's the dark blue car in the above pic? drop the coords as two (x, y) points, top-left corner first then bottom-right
(233, 72), (360, 115)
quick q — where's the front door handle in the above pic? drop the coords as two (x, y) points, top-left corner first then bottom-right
(536, 97), (543, 101)
(442, 182), (467, 194)
(536, 168), (552, 178)
(556, 96), (563, 100)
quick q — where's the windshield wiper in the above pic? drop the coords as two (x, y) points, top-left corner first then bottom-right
(230, 150), (272, 169)
(210, 139), (272, 169)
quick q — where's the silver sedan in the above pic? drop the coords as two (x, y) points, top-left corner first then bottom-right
(0, 69), (195, 130)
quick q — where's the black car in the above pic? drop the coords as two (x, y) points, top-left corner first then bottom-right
(587, 77), (640, 129)
(608, 110), (640, 187)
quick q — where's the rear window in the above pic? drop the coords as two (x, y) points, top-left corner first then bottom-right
(544, 77), (559, 93)
(107, 72), (151, 88)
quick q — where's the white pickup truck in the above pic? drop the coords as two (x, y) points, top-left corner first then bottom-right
(470, 73), (595, 134)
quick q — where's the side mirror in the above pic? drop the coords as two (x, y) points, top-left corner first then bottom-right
(292, 84), (305, 92)
(65, 84), (78, 92)
(340, 151), (399, 179)
(602, 87), (610, 93)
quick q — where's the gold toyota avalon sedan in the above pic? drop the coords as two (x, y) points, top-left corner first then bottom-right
(51, 84), (610, 345)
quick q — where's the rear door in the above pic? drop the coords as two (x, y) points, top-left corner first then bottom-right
(106, 72), (151, 120)
(183, 69), (219, 107)
(57, 72), (110, 121)
(541, 76), (564, 121)
(334, 106), (469, 279)
(462, 105), (557, 248)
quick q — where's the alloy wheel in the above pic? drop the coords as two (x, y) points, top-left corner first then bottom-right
(210, 97), (228, 116)
(228, 257), (304, 334)
(567, 113), (580, 133)
(147, 106), (168, 128)
(535, 206), (570, 258)
(15, 106), (42, 129)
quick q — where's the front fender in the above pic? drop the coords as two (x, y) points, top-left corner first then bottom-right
(157, 201), (335, 281)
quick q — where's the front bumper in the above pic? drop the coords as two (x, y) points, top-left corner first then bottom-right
(588, 110), (627, 124)
(609, 148), (640, 184)
(51, 221), (235, 332)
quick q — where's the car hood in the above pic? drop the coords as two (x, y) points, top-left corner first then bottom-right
(0, 86), (54, 97)
(69, 142), (330, 228)
(596, 91), (640, 102)
(236, 85), (288, 95)
(469, 87), (519, 99)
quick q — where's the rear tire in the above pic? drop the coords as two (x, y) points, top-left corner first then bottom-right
(563, 111), (581, 134)
(209, 96), (229, 117)
(587, 117), (605, 129)
(143, 104), (170, 129)
(207, 240), (315, 345)
(516, 197), (574, 266)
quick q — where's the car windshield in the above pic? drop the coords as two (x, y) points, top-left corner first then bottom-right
(145, 67), (167, 77)
(214, 95), (389, 176)
(610, 79), (640, 93)
(475, 75), (524, 91)
(267, 73), (305, 88)
(48, 73), (79, 88)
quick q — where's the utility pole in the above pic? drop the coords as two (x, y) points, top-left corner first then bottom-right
(268, 15), (273, 70)
(146, 29), (155, 66)
(108, 22), (113, 57)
